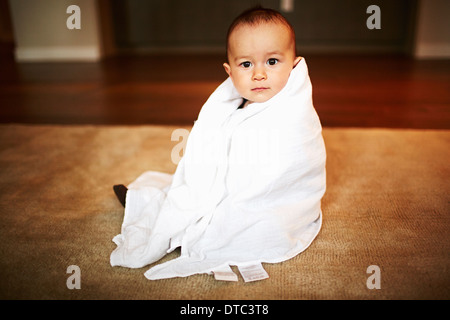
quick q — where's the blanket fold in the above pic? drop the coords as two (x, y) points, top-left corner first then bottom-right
(110, 58), (326, 280)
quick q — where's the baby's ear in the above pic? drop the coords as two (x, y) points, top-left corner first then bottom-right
(293, 56), (302, 67)
(223, 63), (232, 77)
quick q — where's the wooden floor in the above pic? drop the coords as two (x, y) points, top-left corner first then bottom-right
(1, 48), (449, 129)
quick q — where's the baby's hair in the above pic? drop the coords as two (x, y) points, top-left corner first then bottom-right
(226, 6), (297, 60)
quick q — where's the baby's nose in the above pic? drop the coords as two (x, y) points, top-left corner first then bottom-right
(252, 67), (267, 81)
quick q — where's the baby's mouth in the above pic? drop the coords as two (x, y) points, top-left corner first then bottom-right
(251, 87), (269, 92)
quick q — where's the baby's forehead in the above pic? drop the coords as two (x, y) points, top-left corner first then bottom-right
(227, 21), (295, 56)
(230, 20), (292, 38)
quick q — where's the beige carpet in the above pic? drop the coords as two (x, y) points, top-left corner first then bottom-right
(0, 124), (448, 300)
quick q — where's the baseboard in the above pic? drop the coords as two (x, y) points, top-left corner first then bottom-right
(14, 46), (102, 62)
(414, 43), (450, 59)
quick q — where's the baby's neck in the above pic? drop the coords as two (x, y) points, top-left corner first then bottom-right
(238, 99), (252, 109)
(243, 100), (252, 108)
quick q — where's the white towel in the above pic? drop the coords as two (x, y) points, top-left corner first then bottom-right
(110, 58), (326, 280)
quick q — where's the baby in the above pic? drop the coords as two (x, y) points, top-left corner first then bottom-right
(113, 7), (301, 205)
(223, 7), (302, 106)
(111, 7), (326, 281)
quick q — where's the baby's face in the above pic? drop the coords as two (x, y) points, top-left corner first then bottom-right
(224, 22), (301, 104)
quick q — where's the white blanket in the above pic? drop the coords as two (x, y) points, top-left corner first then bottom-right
(110, 58), (326, 280)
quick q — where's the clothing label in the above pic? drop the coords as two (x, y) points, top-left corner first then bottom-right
(213, 265), (238, 282)
(237, 263), (269, 282)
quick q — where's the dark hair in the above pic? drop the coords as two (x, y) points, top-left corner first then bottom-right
(226, 6), (296, 60)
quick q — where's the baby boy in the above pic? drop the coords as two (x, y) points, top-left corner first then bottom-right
(223, 7), (302, 107)
(111, 7), (326, 280)
(113, 7), (303, 207)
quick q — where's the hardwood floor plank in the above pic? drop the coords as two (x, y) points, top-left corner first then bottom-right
(0, 53), (449, 128)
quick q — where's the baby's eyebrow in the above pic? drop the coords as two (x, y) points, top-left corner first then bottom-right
(232, 51), (285, 64)
(234, 51), (284, 60)
(266, 51), (284, 56)
(234, 55), (252, 62)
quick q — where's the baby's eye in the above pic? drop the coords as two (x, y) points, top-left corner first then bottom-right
(240, 61), (252, 68)
(267, 58), (278, 66)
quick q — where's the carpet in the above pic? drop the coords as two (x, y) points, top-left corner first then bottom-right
(0, 124), (448, 300)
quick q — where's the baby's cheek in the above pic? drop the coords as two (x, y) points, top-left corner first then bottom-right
(272, 77), (289, 95)
(232, 79), (249, 97)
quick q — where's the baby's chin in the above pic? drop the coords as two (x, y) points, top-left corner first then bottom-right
(243, 92), (277, 104)
(248, 98), (270, 104)
(240, 88), (279, 104)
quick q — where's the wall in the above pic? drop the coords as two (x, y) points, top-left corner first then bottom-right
(7, 0), (449, 62)
(0, 0), (14, 43)
(414, 0), (450, 58)
(112, 0), (417, 55)
(8, 0), (103, 61)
